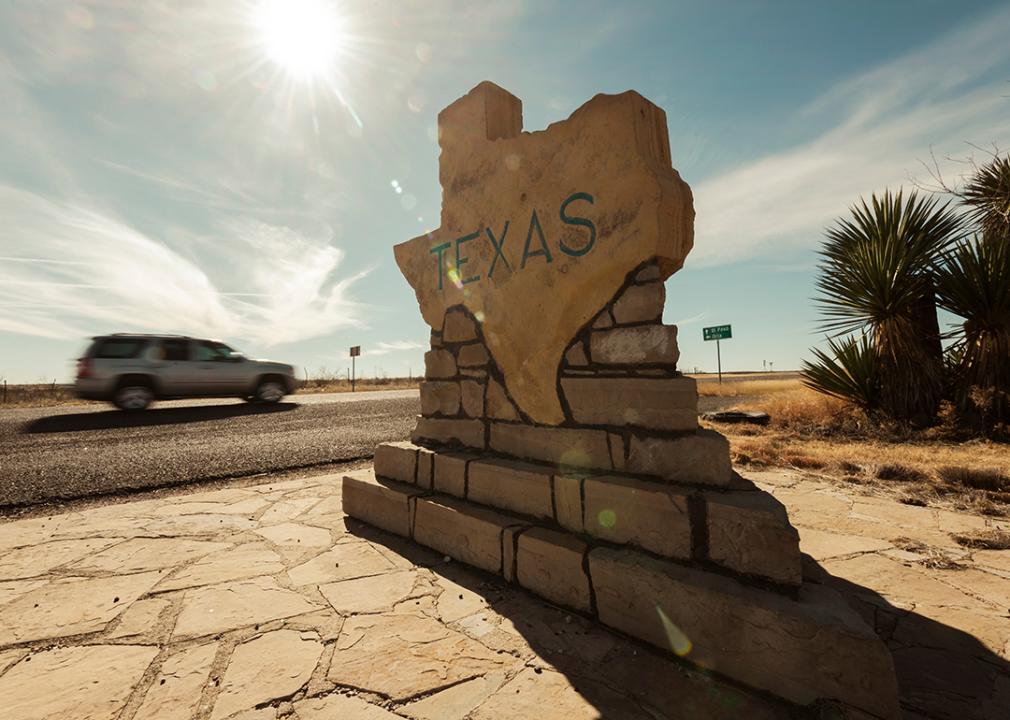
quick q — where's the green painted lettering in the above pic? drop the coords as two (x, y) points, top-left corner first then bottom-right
(486, 221), (512, 278)
(430, 241), (451, 290)
(455, 231), (481, 285)
(558, 192), (596, 257)
(521, 209), (552, 268)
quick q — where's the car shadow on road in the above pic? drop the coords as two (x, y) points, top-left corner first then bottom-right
(344, 519), (1010, 720)
(22, 402), (298, 434)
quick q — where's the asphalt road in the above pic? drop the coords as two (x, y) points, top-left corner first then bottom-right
(0, 390), (419, 511)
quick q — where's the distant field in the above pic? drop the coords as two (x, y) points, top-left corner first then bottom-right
(692, 376), (803, 397)
(299, 377), (419, 394)
(0, 377), (420, 408)
(689, 369), (799, 380)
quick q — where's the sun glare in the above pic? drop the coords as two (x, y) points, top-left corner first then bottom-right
(254, 0), (343, 79)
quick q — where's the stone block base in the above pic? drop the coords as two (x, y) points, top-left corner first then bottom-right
(342, 466), (900, 719)
(371, 442), (801, 586)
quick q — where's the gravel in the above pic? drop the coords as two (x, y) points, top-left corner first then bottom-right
(0, 390), (419, 511)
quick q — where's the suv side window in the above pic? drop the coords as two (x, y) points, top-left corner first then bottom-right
(90, 338), (148, 359)
(195, 341), (233, 362)
(162, 339), (190, 361)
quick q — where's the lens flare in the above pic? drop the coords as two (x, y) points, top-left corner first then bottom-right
(597, 508), (617, 529)
(656, 606), (692, 656)
(254, 0), (344, 79)
(559, 449), (589, 467)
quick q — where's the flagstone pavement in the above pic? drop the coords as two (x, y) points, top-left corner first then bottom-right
(0, 464), (1007, 720)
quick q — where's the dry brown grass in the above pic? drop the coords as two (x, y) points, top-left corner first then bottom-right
(299, 376), (419, 394)
(0, 383), (85, 408)
(951, 528), (1010, 550)
(936, 465), (1008, 492)
(711, 380), (1010, 516)
(696, 378), (803, 398)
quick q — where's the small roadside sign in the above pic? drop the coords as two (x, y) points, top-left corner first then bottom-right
(702, 325), (732, 384)
(349, 346), (360, 391)
(703, 325), (732, 341)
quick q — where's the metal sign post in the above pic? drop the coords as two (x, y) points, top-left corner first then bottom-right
(349, 345), (361, 391)
(702, 325), (732, 384)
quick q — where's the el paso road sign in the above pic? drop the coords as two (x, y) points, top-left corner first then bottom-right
(703, 324), (732, 341)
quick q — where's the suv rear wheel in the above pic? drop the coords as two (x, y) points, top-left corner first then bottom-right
(113, 382), (154, 411)
(254, 378), (285, 403)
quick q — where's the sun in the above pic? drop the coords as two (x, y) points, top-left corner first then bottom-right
(253, 0), (344, 79)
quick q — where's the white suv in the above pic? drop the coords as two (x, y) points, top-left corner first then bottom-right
(74, 334), (297, 410)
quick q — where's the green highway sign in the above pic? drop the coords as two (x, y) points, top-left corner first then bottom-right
(703, 324), (732, 341)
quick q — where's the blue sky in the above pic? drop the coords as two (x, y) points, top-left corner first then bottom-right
(2, 0), (1009, 383)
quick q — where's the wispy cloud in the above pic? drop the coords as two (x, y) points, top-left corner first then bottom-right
(0, 186), (363, 344)
(366, 340), (427, 356)
(670, 311), (708, 327)
(691, 5), (1010, 267)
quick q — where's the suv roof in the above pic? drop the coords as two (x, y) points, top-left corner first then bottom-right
(92, 334), (236, 345)
(101, 333), (187, 338)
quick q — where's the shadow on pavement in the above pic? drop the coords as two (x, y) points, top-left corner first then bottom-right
(346, 519), (1010, 720)
(22, 402), (298, 434)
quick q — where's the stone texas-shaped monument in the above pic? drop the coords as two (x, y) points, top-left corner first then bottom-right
(343, 82), (900, 719)
(394, 81), (692, 425)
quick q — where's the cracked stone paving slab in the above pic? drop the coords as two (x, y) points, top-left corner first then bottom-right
(134, 641), (218, 720)
(171, 576), (321, 639)
(0, 644), (158, 720)
(212, 630), (324, 720)
(0, 466), (1006, 720)
(0, 570), (163, 646)
(328, 611), (514, 701)
(157, 542), (286, 592)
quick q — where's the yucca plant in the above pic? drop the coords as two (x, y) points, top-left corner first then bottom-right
(812, 190), (963, 423)
(934, 236), (1010, 429)
(961, 155), (1010, 240)
(801, 334), (880, 413)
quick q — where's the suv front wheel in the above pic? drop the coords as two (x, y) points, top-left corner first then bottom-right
(113, 382), (154, 411)
(253, 378), (285, 404)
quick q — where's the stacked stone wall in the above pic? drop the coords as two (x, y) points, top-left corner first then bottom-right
(416, 261), (729, 482)
(365, 440), (801, 590)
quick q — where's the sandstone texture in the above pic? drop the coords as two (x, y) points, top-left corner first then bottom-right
(373, 440), (418, 484)
(516, 528), (592, 613)
(420, 381), (461, 416)
(561, 376), (698, 430)
(395, 82), (693, 424)
(135, 642), (217, 720)
(412, 417), (485, 449)
(611, 281), (664, 324)
(341, 469), (422, 538)
(467, 457), (554, 519)
(590, 324), (680, 366)
(485, 378), (519, 420)
(582, 475), (692, 559)
(706, 489), (802, 586)
(413, 497), (515, 574)
(433, 451), (473, 497)
(0, 644), (158, 720)
(212, 630), (323, 719)
(590, 547), (901, 718)
(489, 422), (613, 469)
(553, 474), (584, 533)
(626, 429), (732, 485)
